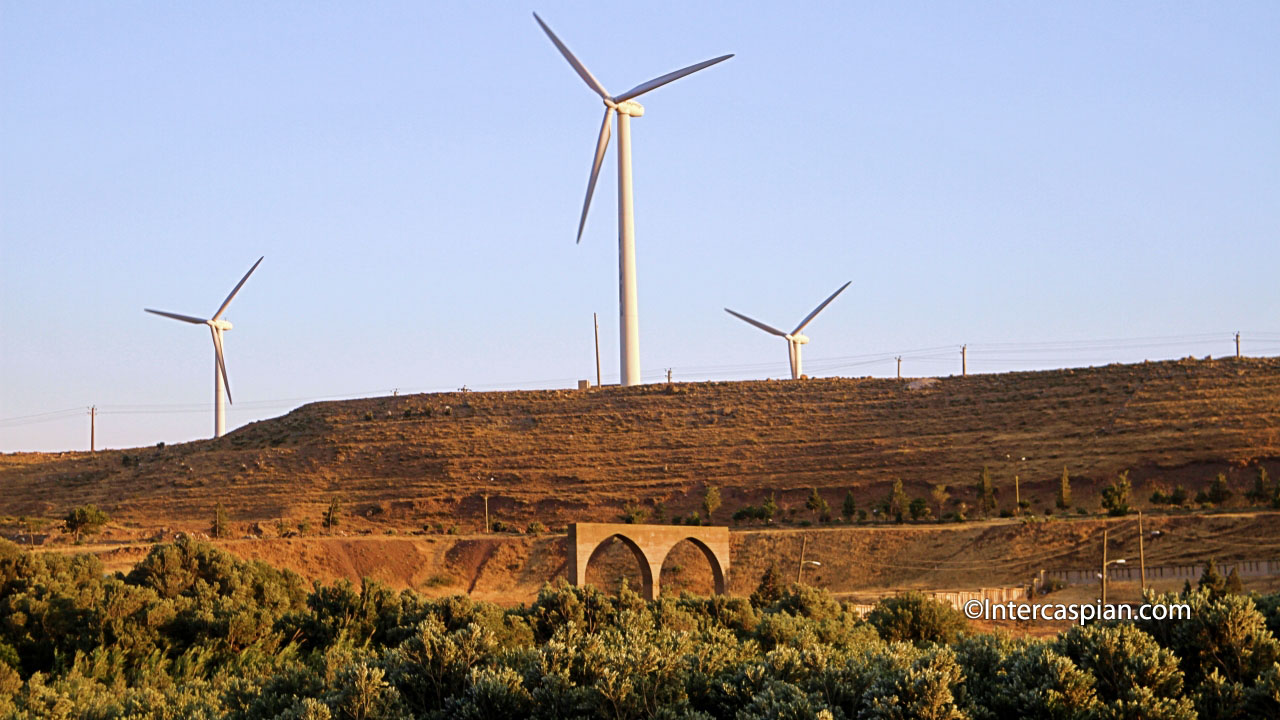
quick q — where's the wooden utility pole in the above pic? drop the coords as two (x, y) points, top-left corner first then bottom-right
(1138, 511), (1147, 593)
(896, 356), (902, 379)
(961, 345), (967, 376)
(482, 493), (490, 533)
(666, 368), (672, 383)
(1101, 529), (1109, 604)
(593, 313), (602, 387)
(1014, 474), (1021, 514)
(796, 534), (808, 583)
(1235, 332), (1241, 359)
(89, 406), (96, 452)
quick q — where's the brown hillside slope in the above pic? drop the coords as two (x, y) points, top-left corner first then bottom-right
(2, 357), (1278, 532)
(36, 512), (1280, 607)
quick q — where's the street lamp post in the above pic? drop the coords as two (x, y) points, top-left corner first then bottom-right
(796, 535), (822, 583)
(1100, 529), (1127, 604)
(1006, 454), (1027, 514)
(482, 476), (495, 534)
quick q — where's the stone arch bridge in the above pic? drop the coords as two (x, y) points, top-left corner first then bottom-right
(568, 522), (730, 601)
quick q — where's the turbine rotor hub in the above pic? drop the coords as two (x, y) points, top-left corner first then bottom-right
(613, 99), (645, 117)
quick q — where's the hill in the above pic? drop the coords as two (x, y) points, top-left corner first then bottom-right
(3, 356), (1278, 537)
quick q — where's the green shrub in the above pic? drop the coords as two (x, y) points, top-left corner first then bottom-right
(0, 539), (1277, 720)
(1101, 470), (1132, 516)
(867, 591), (968, 647)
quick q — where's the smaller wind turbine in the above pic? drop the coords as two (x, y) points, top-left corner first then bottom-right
(145, 257), (263, 438)
(725, 281), (851, 380)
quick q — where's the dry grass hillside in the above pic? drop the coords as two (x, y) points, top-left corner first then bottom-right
(32, 512), (1280, 608)
(2, 357), (1279, 537)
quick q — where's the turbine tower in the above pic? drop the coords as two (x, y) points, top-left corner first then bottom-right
(725, 281), (851, 380)
(534, 12), (732, 386)
(145, 257), (263, 438)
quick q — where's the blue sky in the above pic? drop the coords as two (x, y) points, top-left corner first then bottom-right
(2, 2), (1278, 451)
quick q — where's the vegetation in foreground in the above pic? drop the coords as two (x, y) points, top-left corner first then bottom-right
(1, 538), (1279, 719)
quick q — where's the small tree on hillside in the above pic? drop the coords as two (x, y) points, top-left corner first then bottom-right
(751, 562), (785, 608)
(323, 497), (342, 534)
(841, 490), (857, 521)
(620, 503), (647, 524)
(63, 505), (109, 543)
(702, 486), (721, 523)
(1224, 566), (1245, 595)
(805, 488), (829, 520)
(1208, 473), (1232, 505)
(1057, 466), (1072, 510)
(976, 466), (997, 518)
(1245, 467), (1272, 505)
(1101, 471), (1132, 516)
(210, 503), (231, 539)
(1199, 559), (1226, 600)
(762, 493), (779, 523)
(909, 497), (930, 521)
(931, 484), (950, 519)
(887, 479), (909, 523)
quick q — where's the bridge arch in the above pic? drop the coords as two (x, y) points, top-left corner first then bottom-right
(584, 533), (655, 597)
(568, 522), (730, 600)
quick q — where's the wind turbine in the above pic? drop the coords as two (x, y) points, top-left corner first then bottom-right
(145, 257), (263, 438)
(534, 12), (732, 386)
(725, 281), (851, 380)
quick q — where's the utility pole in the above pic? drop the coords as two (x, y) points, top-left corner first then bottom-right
(1138, 511), (1147, 593)
(593, 313), (602, 387)
(483, 475), (493, 533)
(896, 356), (902, 379)
(1014, 474), (1021, 514)
(961, 345), (967, 376)
(89, 406), (96, 452)
(1101, 529), (1108, 604)
(796, 534), (808, 583)
(666, 368), (672, 383)
(1235, 331), (1241, 359)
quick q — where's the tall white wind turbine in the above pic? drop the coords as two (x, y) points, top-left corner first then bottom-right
(145, 257), (263, 438)
(534, 12), (732, 386)
(725, 281), (852, 380)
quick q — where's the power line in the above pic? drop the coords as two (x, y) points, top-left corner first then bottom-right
(4, 332), (1277, 428)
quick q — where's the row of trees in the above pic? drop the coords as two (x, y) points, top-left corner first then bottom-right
(52, 497), (350, 546)
(1, 537), (1278, 718)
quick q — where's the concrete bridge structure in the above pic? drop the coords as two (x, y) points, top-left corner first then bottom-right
(567, 522), (730, 601)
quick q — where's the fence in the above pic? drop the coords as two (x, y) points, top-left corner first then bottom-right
(1043, 559), (1280, 586)
(846, 585), (1026, 616)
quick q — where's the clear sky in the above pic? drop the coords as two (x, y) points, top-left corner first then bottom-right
(2, 2), (1278, 452)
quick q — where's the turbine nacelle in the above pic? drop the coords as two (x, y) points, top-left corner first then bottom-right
(209, 319), (233, 331)
(611, 99), (645, 117)
(791, 334), (810, 345)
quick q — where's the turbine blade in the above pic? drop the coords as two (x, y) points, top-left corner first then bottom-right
(577, 107), (613, 243)
(613, 54), (734, 103)
(212, 256), (263, 321)
(145, 308), (207, 324)
(533, 13), (610, 100)
(210, 327), (232, 405)
(792, 280), (852, 335)
(725, 308), (787, 337)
